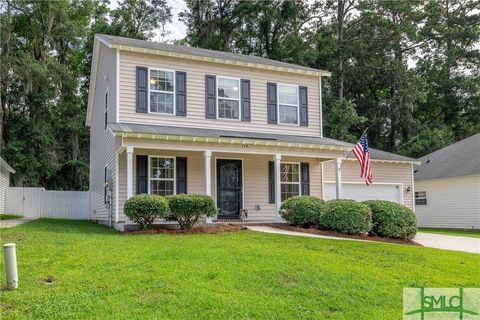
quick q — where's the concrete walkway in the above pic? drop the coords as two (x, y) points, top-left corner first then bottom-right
(413, 232), (480, 254)
(248, 226), (480, 254)
(0, 218), (36, 228)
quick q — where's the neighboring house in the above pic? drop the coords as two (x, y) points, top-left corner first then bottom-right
(0, 157), (15, 214)
(87, 34), (419, 230)
(414, 133), (480, 229)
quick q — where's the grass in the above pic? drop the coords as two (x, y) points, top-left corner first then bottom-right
(418, 227), (480, 238)
(0, 214), (23, 220)
(1, 219), (479, 320)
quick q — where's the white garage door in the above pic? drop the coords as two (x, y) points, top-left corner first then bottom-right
(324, 183), (402, 203)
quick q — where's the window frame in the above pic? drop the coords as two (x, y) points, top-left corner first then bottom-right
(280, 161), (301, 202)
(104, 165), (108, 204)
(148, 155), (176, 196)
(147, 68), (176, 115)
(277, 83), (300, 126)
(104, 88), (108, 130)
(415, 191), (427, 206)
(216, 75), (241, 121)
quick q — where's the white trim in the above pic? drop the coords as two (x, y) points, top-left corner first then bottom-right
(126, 146), (134, 199)
(215, 75), (241, 121)
(319, 76), (323, 137)
(147, 67), (176, 115)
(115, 152), (119, 223)
(414, 190), (427, 206)
(116, 48), (120, 123)
(277, 83), (300, 126)
(321, 161), (325, 200)
(411, 164), (415, 212)
(214, 157), (245, 215)
(147, 155), (176, 195)
(279, 161), (301, 201)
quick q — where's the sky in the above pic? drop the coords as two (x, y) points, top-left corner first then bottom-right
(109, 0), (187, 42)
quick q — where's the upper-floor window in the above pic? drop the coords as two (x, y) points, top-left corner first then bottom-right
(415, 191), (427, 205)
(278, 84), (299, 125)
(217, 77), (240, 120)
(104, 89), (108, 130)
(150, 69), (174, 114)
(149, 157), (175, 196)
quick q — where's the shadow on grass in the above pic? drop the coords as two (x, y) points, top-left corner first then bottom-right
(2, 218), (118, 236)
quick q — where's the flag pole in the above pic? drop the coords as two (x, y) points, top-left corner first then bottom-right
(338, 127), (369, 170)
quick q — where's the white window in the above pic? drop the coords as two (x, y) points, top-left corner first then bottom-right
(415, 191), (427, 205)
(278, 84), (299, 125)
(280, 163), (300, 201)
(217, 77), (240, 120)
(149, 69), (174, 114)
(149, 157), (175, 196)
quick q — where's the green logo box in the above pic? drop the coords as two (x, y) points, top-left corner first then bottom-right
(404, 288), (480, 320)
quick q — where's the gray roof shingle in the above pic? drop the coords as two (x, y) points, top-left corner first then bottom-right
(415, 133), (480, 181)
(109, 123), (416, 162)
(96, 34), (329, 75)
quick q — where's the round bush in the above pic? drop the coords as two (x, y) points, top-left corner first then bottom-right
(124, 194), (168, 230)
(319, 200), (372, 234)
(166, 194), (218, 229)
(280, 196), (325, 228)
(363, 200), (417, 239)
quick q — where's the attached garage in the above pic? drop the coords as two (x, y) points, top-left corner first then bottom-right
(323, 182), (403, 203)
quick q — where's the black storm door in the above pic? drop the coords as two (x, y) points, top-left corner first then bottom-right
(217, 159), (242, 218)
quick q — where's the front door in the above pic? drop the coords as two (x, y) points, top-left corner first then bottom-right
(217, 159), (242, 218)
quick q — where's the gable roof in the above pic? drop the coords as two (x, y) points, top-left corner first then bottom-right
(109, 122), (418, 163)
(0, 156), (15, 174)
(415, 133), (480, 181)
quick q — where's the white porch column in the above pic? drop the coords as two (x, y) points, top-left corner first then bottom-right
(335, 157), (342, 199)
(126, 146), (134, 199)
(274, 154), (282, 221)
(204, 150), (213, 223)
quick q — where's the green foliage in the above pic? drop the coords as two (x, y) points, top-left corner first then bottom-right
(0, 214), (23, 220)
(363, 200), (417, 240)
(280, 196), (325, 228)
(124, 194), (168, 230)
(319, 200), (372, 234)
(323, 98), (366, 143)
(166, 194), (218, 230)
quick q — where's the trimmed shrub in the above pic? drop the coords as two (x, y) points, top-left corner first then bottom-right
(363, 200), (417, 239)
(124, 194), (168, 230)
(319, 200), (372, 234)
(280, 196), (325, 227)
(166, 194), (218, 229)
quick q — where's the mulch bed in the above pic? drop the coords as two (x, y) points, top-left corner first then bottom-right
(125, 224), (244, 235)
(266, 224), (420, 246)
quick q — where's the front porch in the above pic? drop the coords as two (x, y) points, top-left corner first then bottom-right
(115, 142), (345, 228)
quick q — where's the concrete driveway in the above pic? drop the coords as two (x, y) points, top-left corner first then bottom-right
(0, 218), (36, 228)
(413, 232), (480, 254)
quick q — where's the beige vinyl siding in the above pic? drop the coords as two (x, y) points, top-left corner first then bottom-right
(322, 160), (414, 209)
(89, 43), (120, 222)
(415, 176), (480, 229)
(0, 168), (9, 214)
(117, 149), (322, 222)
(118, 51), (321, 137)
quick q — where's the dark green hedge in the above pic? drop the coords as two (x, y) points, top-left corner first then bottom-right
(166, 194), (218, 229)
(124, 194), (168, 230)
(280, 196), (325, 228)
(363, 200), (417, 239)
(319, 200), (372, 234)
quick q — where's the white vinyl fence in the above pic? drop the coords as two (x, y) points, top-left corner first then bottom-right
(5, 187), (90, 219)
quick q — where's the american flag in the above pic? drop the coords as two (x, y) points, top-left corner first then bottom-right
(352, 132), (373, 185)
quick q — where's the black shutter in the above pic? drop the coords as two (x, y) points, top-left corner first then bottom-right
(104, 166), (108, 203)
(176, 71), (187, 116)
(241, 79), (251, 122)
(136, 66), (148, 113)
(268, 161), (275, 203)
(267, 82), (277, 124)
(299, 86), (308, 126)
(205, 75), (216, 118)
(301, 163), (310, 195)
(136, 155), (148, 194)
(176, 157), (187, 194)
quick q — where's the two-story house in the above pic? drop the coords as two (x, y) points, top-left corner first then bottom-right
(87, 34), (419, 231)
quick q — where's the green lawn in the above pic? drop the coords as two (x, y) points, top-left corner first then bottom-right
(0, 214), (23, 220)
(1, 220), (479, 319)
(419, 228), (480, 238)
